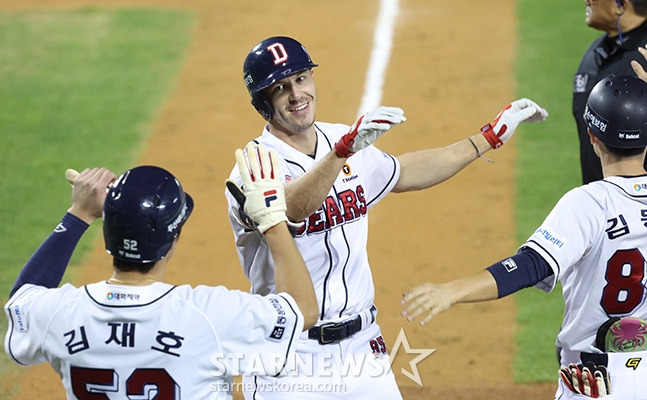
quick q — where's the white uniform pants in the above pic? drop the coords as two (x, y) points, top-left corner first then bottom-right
(242, 321), (402, 399)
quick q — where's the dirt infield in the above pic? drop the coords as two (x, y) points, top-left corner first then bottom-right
(2, 0), (556, 398)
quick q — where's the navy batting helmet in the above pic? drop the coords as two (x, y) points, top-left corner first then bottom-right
(103, 166), (194, 263)
(584, 75), (647, 149)
(243, 36), (318, 121)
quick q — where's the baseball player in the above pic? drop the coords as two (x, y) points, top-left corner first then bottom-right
(4, 144), (318, 399)
(401, 75), (647, 399)
(226, 35), (548, 399)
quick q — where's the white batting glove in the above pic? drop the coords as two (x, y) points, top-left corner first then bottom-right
(481, 98), (548, 149)
(228, 143), (288, 234)
(559, 362), (611, 398)
(334, 106), (406, 157)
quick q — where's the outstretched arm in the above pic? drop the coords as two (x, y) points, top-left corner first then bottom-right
(401, 270), (498, 326)
(284, 107), (406, 222)
(393, 99), (548, 192)
(401, 247), (553, 326)
(9, 168), (116, 297)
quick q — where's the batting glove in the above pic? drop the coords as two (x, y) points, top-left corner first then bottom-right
(481, 98), (548, 149)
(334, 106), (406, 158)
(227, 143), (288, 234)
(559, 362), (611, 398)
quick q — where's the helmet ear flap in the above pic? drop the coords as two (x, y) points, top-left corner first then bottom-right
(251, 93), (273, 121)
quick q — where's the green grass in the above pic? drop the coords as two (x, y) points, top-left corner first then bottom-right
(513, 0), (601, 382)
(0, 0), (617, 390)
(0, 8), (195, 391)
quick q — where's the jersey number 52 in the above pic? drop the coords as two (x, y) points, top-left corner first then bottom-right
(71, 366), (179, 399)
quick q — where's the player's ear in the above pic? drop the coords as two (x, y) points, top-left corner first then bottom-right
(587, 128), (599, 145)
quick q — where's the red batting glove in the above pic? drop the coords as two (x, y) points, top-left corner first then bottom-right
(334, 106), (406, 158)
(481, 98), (548, 149)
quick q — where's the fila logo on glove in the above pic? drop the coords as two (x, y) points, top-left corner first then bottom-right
(263, 190), (279, 207)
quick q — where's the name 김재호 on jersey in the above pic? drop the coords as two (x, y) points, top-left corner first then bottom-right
(295, 185), (366, 236)
(63, 323), (185, 357)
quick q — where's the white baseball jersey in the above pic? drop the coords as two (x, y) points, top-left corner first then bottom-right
(524, 175), (647, 366)
(226, 122), (400, 322)
(226, 122), (402, 399)
(4, 281), (304, 399)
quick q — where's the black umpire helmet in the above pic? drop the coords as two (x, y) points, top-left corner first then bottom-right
(243, 36), (318, 121)
(103, 166), (193, 264)
(584, 75), (647, 149)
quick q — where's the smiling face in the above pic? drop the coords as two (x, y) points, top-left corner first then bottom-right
(263, 69), (318, 140)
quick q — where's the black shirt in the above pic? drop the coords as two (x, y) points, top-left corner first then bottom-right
(573, 20), (647, 184)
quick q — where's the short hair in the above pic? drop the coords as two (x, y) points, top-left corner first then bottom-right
(603, 143), (646, 157)
(633, 0), (647, 16)
(113, 258), (156, 274)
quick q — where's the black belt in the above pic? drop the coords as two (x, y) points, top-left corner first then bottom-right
(308, 306), (376, 345)
(580, 352), (609, 366)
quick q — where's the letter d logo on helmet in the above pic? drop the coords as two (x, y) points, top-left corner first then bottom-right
(243, 36), (318, 121)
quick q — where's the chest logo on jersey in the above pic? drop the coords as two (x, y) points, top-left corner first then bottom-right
(295, 184), (367, 236)
(341, 164), (358, 183)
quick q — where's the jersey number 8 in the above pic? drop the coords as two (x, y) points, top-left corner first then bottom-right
(602, 248), (647, 315)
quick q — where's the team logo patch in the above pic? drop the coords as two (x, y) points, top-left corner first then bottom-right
(267, 42), (288, 65)
(574, 74), (588, 93)
(270, 326), (285, 341)
(626, 357), (642, 370)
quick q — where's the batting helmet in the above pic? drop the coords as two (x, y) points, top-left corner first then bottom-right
(584, 75), (647, 149)
(243, 36), (318, 121)
(103, 166), (194, 264)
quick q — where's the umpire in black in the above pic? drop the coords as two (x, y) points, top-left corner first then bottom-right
(573, 0), (647, 184)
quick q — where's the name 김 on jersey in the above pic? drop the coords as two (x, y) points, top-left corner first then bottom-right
(535, 228), (566, 249)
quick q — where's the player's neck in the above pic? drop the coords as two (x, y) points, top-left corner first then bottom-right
(268, 124), (317, 155)
(107, 269), (164, 286)
(601, 156), (647, 178)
